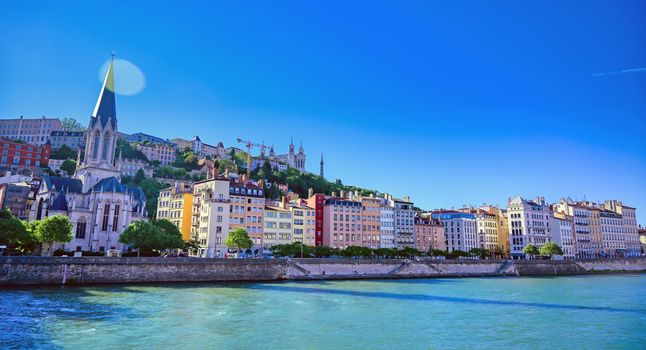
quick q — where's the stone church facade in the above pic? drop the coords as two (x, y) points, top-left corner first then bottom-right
(29, 58), (147, 255)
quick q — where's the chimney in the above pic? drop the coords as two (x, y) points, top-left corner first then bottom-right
(281, 195), (287, 209)
(308, 188), (314, 198)
(370, 193), (375, 199)
(340, 190), (346, 198)
(332, 192), (337, 197)
(403, 195), (410, 202)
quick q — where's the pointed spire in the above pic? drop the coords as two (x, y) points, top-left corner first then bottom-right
(91, 54), (117, 128)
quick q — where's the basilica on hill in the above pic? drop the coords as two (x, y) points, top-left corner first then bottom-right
(29, 57), (147, 255)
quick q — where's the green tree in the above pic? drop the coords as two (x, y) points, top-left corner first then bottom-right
(15, 221), (40, 255)
(399, 246), (422, 258)
(119, 221), (163, 256)
(152, 219), (185, 250)
(539, 242), (564, 258)
(469, 247), (491, 259)
(184, 239), (201, 254)
(313, 245), (333, 257)
(134, 168), (146, 184)
(522, 244), (539, 259)
(61, 117), (84, 131)
(0, 209), (27, 249)
(428, 248), (447, 257)
(50, 145), (78, 160)
(34, 215), (73, 255)
(60, 159), (77, 176)
(225, 227), (253, 253)
(116, 139), (149, 162)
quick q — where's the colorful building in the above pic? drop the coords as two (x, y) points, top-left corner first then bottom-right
(322, 197), (363, 248)
(306, 192), (326, 246)
(360, 195), (381, 248)
(290, 202), (316, 246)
(157, 183), (193, 241)
(0, 139), (50, 171)
(414, 216), (446, 252)
(228, 178), (265, 250)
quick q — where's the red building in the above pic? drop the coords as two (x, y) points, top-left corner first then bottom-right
(0, 139), (51, 171)
(306, 193), (326, 246)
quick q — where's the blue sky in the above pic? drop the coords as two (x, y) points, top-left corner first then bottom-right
(1, 1), (645, 223)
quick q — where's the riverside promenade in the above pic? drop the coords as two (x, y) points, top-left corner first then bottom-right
(1, 256), (645, 286)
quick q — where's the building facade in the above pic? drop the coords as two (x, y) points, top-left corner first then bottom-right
(391, 196), (415, 248)
(263, 206), (292, 248)
(432, 211), (478, 253)
(49, 131), (86, 150)
(603, 200), (640, 257)
(379, 197), (395, 248)
(0, 116), (61, 145)
(508, 196), (551, 259)
(136, 143), (176, 166)
(322, 197), (363, 248)
(290, 203), (316, 246)
(229, 178), (265, 250)
(360, 196), (381, 248)
(554, 199), (594, 259)
(549, 211), (575, 259)
(306, 193), (326, 246)
(157, 183), (193, 241)
(0, 181), (31, 220)
(191, 176), (230, 257)
(414, 216), (446, 252)
(1, 139), (51, 172)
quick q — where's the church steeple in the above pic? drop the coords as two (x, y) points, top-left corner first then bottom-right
(91, 54), (117, 129)
(76, 54), (121, 191)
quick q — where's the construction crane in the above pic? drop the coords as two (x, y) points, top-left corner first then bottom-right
(236, 138), (267, 179)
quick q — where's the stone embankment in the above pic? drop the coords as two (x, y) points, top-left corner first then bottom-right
(1, 256), (645, 286)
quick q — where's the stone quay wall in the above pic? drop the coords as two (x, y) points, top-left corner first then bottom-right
(1, 257), (645, 286)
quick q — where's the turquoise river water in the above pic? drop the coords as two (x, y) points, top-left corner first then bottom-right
(1, 274), (645, 349)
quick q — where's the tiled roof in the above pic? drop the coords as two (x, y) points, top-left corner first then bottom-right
(44, 176), (83, 193)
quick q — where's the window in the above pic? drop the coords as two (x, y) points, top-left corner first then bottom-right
(76, 218), (87, 239)
(112, 203), (120, 231)
(102, 203), (110, 231)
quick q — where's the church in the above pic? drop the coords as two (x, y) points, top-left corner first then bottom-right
(29, 58), (147, 255)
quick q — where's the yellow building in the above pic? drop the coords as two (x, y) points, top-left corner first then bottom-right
(264, 206), (292, 249)
(156, 183), (193, 241)
(290, 204), (316, 246)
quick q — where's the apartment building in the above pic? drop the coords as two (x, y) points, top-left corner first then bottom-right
(549, 211), (576, 259)
(431, 211), (478, 253)
(191, 176), (230, 257)
(0, 116), (61, 145)
(379, 197), (395, 248)
(290, 202), (316, 246)
(414, 216), (446, 252)
(360, 195), (381, 248)
(391, 195), (415, 248)
(264, 206), (292, 248)
(554, 199), (594, 259)
(508, 196), (551, 259)
(0, 139), (51, 171)
(136, 143), (176, 166)
(157, 183), (193, 241)
(228, 178), (265, 249)
(322, 197), (363, 248)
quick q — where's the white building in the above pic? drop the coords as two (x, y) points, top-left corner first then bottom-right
(554, 199), (594, 259)
(379, 198), (395, 248)
(507, 196), (551, 259)
(603, 200), (640, 257)
(191, 175), (230, 257)
(431, 211), (478, 252)
(549, 212), (575, 259)
(28, 59), (147, 255)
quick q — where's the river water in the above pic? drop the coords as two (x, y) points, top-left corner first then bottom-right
(1, 274), (645, 349)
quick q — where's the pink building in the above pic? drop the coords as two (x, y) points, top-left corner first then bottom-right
(323, 197), (363, 248)
(414, 216), (446, 252)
